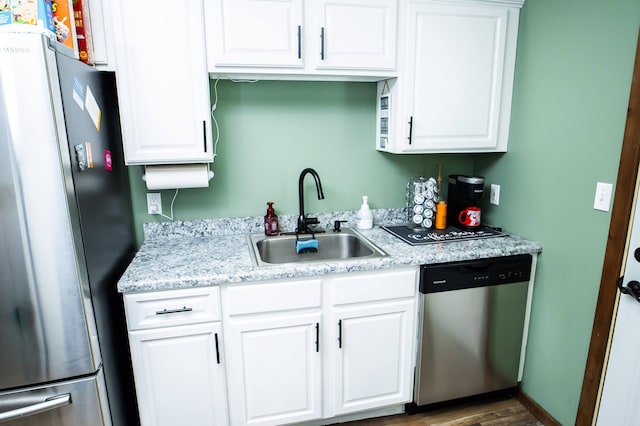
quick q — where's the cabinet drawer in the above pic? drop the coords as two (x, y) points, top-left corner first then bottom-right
(223, 279), (322, 316)
(124, 287), (221, 331)
(331, 268), (417, 305)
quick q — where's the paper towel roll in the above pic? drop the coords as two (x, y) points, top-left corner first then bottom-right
(143, 164), (214, 190)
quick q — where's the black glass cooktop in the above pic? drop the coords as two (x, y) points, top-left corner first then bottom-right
(382, 224), (506, 246)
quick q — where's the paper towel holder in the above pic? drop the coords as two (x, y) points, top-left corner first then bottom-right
(142, 164), (214, 190)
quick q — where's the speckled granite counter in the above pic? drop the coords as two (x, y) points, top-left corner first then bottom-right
(118, 209), (543, 293)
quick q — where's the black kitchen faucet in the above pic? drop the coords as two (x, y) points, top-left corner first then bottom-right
(296, 168), (325, 234)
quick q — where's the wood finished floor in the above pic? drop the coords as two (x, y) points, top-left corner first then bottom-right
(337, 398), (543, 426)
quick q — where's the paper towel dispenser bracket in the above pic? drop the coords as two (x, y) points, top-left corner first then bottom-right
(142, 164), (214, 190)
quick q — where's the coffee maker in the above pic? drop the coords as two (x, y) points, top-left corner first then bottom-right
(447, 175), (485, 229)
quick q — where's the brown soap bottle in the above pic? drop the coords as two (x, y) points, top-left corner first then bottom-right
(264, 202), (279, 236)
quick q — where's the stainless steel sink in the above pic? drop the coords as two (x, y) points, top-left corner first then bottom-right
(247, 227), (388, 267)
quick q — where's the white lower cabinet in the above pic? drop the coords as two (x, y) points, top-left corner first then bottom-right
(128, 323), (228, 426)
(325, 269), (417, 417)
(223, 279), (323, 426)
(224, 312), (323, 425)
(124, 268), (418, 426)
(124, 287), (229, 426)
(222, 269), (417, 425)
(329, 301), (415, 415)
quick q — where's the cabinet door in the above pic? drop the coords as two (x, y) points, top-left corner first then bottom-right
(403, 1), (510, 152)
(110, 0), (212, 164)
(330, 299), (415, 415)
(225, 311), (322, 425)
(86, 0), (111, 67)
(207, 0), (304, 68)
(128, 323), (228, 426)
(313, 0), (397, 71)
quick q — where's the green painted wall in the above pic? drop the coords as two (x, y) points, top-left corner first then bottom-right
(128, 81), (473, 242)
(475, 0), (640, 424)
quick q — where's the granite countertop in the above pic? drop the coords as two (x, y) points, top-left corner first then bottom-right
(118, 209), (543, 293)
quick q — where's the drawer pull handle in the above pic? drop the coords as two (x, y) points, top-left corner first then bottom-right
(338, 319), (343, 349)
(155, 306), (193, 315)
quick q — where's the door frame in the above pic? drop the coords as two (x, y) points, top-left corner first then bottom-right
(577, 29), (640, 425)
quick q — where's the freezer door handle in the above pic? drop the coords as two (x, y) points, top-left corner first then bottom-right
(0, 393), (71, 422)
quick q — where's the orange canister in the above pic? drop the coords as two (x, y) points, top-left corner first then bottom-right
(435, 201), (447, 230)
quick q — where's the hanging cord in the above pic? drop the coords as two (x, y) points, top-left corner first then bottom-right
(157, 189), (179, 221)
(211, 78), (221, 160)
(209, 77), (260, 161)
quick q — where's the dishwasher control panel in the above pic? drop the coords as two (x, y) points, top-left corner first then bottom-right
(420, 254), (532, 294)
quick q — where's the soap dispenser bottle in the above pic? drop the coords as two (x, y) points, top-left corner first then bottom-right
(264, 202), (279, 236)
(356, 196), (373, 230)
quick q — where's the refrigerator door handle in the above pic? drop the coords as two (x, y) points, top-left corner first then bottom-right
(0, 393), (71, 422)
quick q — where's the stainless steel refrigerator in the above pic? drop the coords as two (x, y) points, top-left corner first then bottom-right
(0, 33), (138, 425)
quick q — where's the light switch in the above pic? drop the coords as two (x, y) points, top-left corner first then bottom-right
(594, 182), (613, 212)
(490, 184), (500, 205)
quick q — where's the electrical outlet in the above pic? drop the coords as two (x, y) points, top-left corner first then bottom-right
(490, 184), (500, 206)
(147, 193), (162, 215)
(594, 182), (613, 212)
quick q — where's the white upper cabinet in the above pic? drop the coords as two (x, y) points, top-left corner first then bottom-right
(312, 0), (397, 71)
(205, 0), (398, 80)
(86, 0), (112, 67)
(109, 0), (213, 165)
(377, 0), (523, 153)
(208, 0), (304, 68)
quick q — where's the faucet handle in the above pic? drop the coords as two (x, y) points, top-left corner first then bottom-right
(333, 220), (348, 232)
(297, 216), (324, 234)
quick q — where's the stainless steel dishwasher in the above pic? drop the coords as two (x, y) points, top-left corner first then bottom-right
(413, 254), (532, 407)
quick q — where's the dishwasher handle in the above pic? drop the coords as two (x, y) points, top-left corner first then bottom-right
(459, 261), (494, 272)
